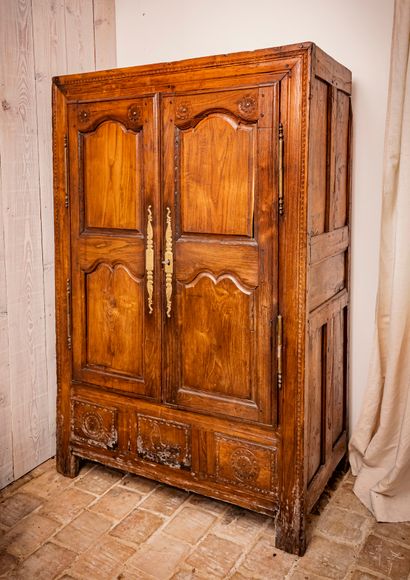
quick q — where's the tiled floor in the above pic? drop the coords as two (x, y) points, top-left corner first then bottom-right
(0, 459), (409, 579)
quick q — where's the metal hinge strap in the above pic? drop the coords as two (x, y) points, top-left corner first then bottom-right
(66, 278), (72, 350)
(278, 123), (284, 215)
(64, 135), (69, 208)
(277, 314), (283, 389)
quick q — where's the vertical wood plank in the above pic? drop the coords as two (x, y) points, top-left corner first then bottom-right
(32, 0), (68, 456)
(0, 154), (13, 489)
(332, 309), (345, 444)
(0, 0), (116, 490)
(0, 0), (50, 478)
(328, 86), (338, 232)
(64, 0), (96, 72)
(332, 91), (350, 230)
(306, 326), (323, 484)
(93, 0), (116, 70)
(0, 318), (13, 489)
(325, 318), (334, 462)
(308, 78), (329, 236)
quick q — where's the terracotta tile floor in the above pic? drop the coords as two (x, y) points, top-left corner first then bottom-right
(1, 459), (410, 579)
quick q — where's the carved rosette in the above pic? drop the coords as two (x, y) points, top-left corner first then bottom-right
(238, 95), (257, 117)
(176, 103), (190, 120)
(230, 447), (260, 482)
(72, 401), (118, 450)
(82, 411), (104, 440)
(128, 104), (142, 123)
(78, 109), (90, 123)
(215, 434), (278, 496)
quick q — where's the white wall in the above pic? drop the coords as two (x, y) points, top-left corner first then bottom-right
(0, 0), (116, 489)
(115, 0), (394, 431)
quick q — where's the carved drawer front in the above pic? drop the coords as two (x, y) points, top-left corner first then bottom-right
(214, 434), (278, 496)
(136, 415), (192, 469)
(72, 400), (118, 450)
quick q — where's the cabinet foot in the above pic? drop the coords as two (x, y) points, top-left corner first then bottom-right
(275, 510), (306, 556)
(56, 450), (80, 478)
(337, 452), (350, 474)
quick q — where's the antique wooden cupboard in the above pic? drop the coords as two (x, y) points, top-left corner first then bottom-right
(53, 42), (352, 555)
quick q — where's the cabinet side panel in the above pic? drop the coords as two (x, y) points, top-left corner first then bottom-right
(331, 91), (350, 230)
(306, 57), (351, 512)
(332, 306), (348, 445)
(308, 78), (329, 235)
(306, 324), (325, 484)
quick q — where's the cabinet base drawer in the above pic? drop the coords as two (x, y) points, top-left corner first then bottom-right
(68, 393), (280, 516)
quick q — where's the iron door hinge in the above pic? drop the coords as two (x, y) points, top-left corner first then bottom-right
(66, 278), (72, 350)
(64, 134), (69, 208)
(278, 123), (284, 216)
(276, 314), (283, 389)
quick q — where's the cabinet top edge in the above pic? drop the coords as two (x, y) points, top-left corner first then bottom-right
(52, 41), (350, 92)
(53, 42), (313, 87)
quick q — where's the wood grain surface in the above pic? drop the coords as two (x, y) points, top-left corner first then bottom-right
(0, 0), (49, 480)
(53, 42), (352, 557)
(180, 115), (256, 237)
(83, 122), (141, 230)
(0, 0), (116, 487)
(32, 0), (69, 468)
(0, 157), (13, 488)
(93, 0), (117, 70)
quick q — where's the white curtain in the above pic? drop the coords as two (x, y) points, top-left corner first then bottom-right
(349, 0), (410, 521)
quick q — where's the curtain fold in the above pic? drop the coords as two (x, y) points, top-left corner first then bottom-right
(349, 0), (410, 522)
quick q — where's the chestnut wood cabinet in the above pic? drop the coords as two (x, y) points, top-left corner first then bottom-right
(53, 42), (352, 555)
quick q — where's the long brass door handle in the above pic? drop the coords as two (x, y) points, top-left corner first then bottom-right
(164, 207), (173, 318)
(146, 205), (154, 314)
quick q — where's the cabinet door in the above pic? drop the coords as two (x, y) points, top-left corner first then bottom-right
(162, 86), (279, 424)
(68, 97), (161, 397)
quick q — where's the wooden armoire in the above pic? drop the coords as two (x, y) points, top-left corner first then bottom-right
(53, 42), (352, 555)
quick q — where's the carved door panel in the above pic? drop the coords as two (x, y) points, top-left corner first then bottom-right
(68, 97), (161, 397)
(162, 86), (279, 424)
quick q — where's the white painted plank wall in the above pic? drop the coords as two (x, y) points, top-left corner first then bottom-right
(32, 0), (69, 465)
(0, 0), (49, 483)
(0, 0), (116, 488)
(0, 155), (13, 489)
(65, 0), (96, 72)
(94, 0), (117, 70)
